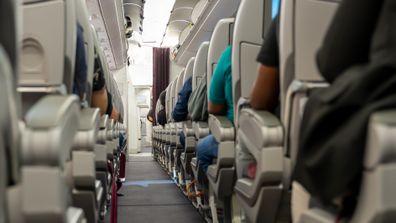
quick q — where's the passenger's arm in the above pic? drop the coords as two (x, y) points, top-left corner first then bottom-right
(250, 16), (280, 111)
(111, 105), (119, 121)
(208, 102), (226, 115)
(172, 78), (192, 121)
(250, 64), (279, 110)
(91, 87), (108, 115)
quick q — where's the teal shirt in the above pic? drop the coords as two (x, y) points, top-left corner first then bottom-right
(208, 46), (234, 123)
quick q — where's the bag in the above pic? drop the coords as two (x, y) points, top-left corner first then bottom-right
(188, 74), (208, 121)
(294, 1), (396, 205)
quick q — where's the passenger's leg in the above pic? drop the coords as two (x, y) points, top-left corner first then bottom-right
(196, 134), (219, 173)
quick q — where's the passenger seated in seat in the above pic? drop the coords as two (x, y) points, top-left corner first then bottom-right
(91, 56), (120, 121)
(249, 15), (311, 222)
(250, 15), (279, 111)
(196, 46), (233, 173)
(147, 109), (155, 124)
(73, 23), (88, 100)
(172, 76), (193, 147)
(156, 90), (167, 126)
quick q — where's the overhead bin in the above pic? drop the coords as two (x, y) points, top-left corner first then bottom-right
(191, 0), (209, 23)
(162, 0), (240, 65)
(173, 0), (199, 9)
(124, 0), (144, 8)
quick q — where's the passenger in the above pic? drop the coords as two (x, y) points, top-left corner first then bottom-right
(196, 46), (233, 173)
(91, 56), (120, 121)
(73, 23), (88, 100)
(316, 0), (384, 83)
(250, 15), (279, 112)
(156, 90), (167, 126)
(172, 76), (193, 147)
(147, 109), (155, 124)
(293, 0), (386, 218)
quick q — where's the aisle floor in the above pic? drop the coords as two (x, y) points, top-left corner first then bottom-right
(117, 147), (205, 223)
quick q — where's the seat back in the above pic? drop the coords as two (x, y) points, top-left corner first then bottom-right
(279, 1), (340, 222)
(232, 1), (284, 222)
(232, 0), (273, 121)
(0, 1), (22, 222)
(76, 0), (94, 104)
(280, 0), (339, 166)
(0, 46), (18, 223)
(19, 0), (77, 113)
(165, 83), (172, 122)
(207, 18), (234, 92)
(192, 42), (209, 91)
(184, 57), (195, 84)
(170, 70), (184, 121)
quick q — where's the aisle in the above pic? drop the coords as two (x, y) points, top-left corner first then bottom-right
(117, 147), (205, 223)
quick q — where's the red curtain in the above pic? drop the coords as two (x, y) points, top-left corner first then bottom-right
(152, 48), (170, 111)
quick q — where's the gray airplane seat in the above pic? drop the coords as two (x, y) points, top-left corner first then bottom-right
(95, 115), (111, 215)
(296, 0), (396, 222)
(173, 58), (195, 184)
(0, 0), (20, 221)
(191, 42), (210, 140)
(155, 86), (168, 162)
(13, 95), (84, 223)
(231, 0), (286, 222)
(19, 0), (77, 114)
(167, 69), (186, 175)
(164, 77), (180, 172)
(161, 82), (174, 167)
(11, 0), (87, 222)
(277, 0), (340, 222)
(72, 108), (103, 223)
(181, 42), (210, 184)
(202, 18), (235, 223)
(347, 111), (396, 223)
(0, 49), (11, 223)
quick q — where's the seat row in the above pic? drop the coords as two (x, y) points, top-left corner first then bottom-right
(153, 0), (396, 222)
(0, 0), (126, 222)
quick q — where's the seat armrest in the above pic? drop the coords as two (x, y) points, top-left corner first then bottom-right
(298, 208), (335, 223)
(207, 141), (235, 180)
(97, 115), (108, 144)
(365, 110), (396, 169)
(106, 119), (114, 140)
(193, 121), (209, 139)
(208, 114), (234, 142)
(67, 207), (86, 223)
(73, 108), (100, 152)
(99, 115), (108, 129)
(72, 151), (96, 189)
(239, 108), (283, 150)
(22, 95), (80, 167)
